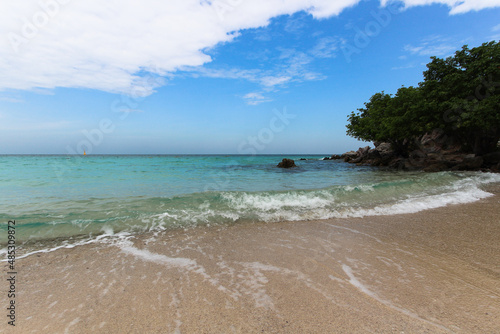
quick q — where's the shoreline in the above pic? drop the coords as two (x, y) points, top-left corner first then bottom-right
(6, 173), (500, 256)
(3, 187), (500, 333)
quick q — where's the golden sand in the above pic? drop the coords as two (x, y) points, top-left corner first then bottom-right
(3, 188), (500, 333)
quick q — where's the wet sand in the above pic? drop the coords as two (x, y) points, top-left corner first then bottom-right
(4, 188), (500, 333)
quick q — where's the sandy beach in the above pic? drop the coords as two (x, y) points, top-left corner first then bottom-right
(4, 186), (500, 333)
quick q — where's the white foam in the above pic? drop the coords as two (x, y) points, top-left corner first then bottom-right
(224, 173), (499, 221)
(120, 244), (197, 269)
(0, 230), (132, 261)
(223, 191), (334, 212)
(239, 262), (345, 307)
(118, 241), (225, 290)
(5, 173), (498, 256)
(342, 264), (452, 332)
(340, 186), (493, 218)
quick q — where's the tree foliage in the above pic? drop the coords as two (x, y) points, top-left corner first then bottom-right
(346, 41), (500, 155)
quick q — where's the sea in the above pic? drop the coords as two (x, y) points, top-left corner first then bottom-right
(1, 154), (500, 255)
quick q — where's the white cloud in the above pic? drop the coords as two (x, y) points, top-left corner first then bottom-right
(0, 0), (498, 98)
(260, 75), (292, 87)
(0, 0), (363, 96)
(243, 92), (272, 105)
(382, 0), (500, 14)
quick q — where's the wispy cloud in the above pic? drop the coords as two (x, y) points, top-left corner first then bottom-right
(260, 75), (292, 87)
(0, 96), (24, 103)
(0, 0), (498, 100)
(391, 63), (417, 70)
(382, 0), (500, 15)
(310, 37), (340, 58)
(187, 36), (333, 105)
(0, 0), (361, 97)
(403, 35), (460, 57)
(243, 92), (273, 105)
(395, 35), (468, 70)
(284, 13), (309, 34)
(490, 23), (500, 40)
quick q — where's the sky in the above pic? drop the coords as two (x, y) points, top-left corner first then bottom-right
(0, 0), (499, 154)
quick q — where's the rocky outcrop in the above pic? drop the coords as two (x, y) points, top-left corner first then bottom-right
(339, 129), (500, 172)
(277, 158), (297, 168)
(321, 154), (343, 160)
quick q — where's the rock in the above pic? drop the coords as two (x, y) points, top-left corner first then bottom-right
(375, 143), (394, 158)
(442, 154), (466, 164)
(424, 162), (448, 172)
(341, 151), (358, 162)
(299, 158), (307, 160)
(388, 158), (407, 170)
(350, 156), (363, 164)
(482, 151), (500, 166)
(322, 156), (331, 160)
(420, 129), (462, 155)
(455, 156), (484, 170)
(337, 129), (499, 172)
(357, 146), (371, 157)
(330, 154), (342, 160)
(367, 148), (381, 160)
(407, 150), (427, 167)
(277, 158), (297, 168)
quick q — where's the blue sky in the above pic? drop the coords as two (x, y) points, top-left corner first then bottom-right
(0, 0), (499, 154)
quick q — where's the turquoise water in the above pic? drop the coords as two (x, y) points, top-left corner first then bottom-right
(1, 155), (499, 249)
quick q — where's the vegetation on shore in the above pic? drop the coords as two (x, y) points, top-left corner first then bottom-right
(346, 41), (500, 158)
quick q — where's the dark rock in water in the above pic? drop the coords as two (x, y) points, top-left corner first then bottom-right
(330, 154), (342, 160)
(350, 156), (363, 164)
(482, 151), (500, 166)
(388, 157), (406, 170)
(337, 128), (499, 172)
(322, 156), (331, 160)
(341, 151), (358, 162)
(299, 158), (307, 160)
(357, 146), (370, 157)
(277, 158), (297, 168)
(424, 162), (448, 173)
(366, 148), (381, 160)
(454, 156), (484, 170)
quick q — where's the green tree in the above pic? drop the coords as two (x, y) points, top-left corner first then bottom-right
(421, 41), (500, 154)
(347, 86), (423, 156)
(347, 41), (500, 156)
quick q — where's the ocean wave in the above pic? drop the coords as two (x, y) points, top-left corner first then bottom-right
(2, 171), (499, 248)
(108, 171), (500, 229)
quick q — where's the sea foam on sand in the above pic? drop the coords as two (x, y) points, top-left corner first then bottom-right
(12, 186), (500, 333)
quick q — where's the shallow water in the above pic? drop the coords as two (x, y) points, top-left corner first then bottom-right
(1, 154), (499, 248)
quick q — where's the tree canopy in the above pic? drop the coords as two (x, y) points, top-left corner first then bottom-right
(346, 41), (500, 155)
